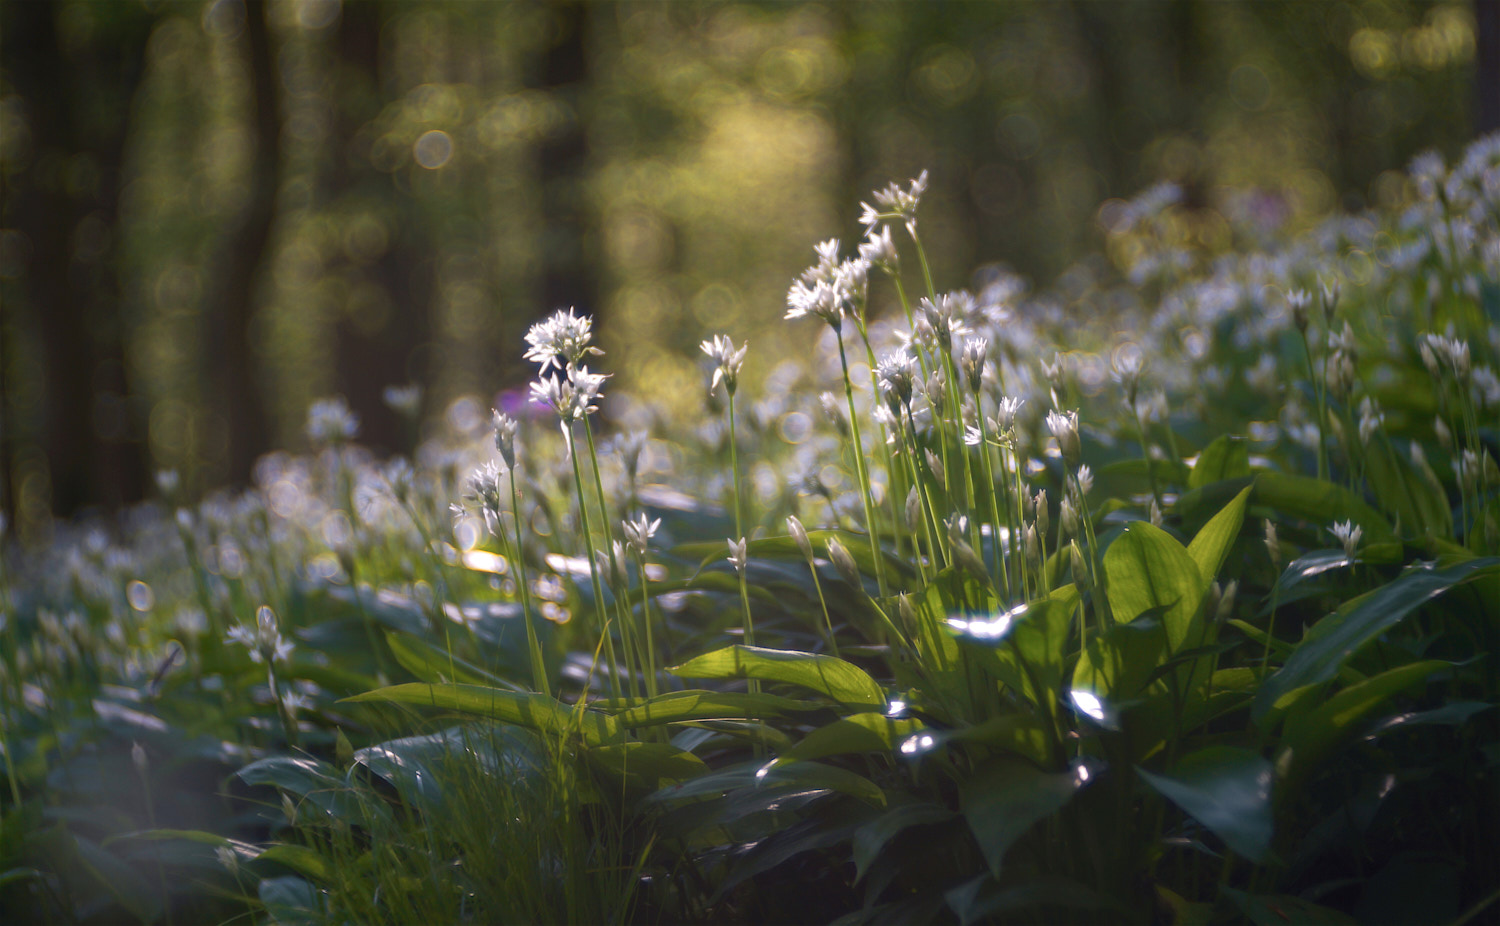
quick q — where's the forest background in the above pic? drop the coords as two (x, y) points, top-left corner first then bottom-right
(2, 0), (1496, 537)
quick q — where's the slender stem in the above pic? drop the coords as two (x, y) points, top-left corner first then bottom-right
(635, 551), (658, 700)
(727, 393), (745, 540)
(977, 416), (1010, 601)
(583, 420), (640, 700)
(836, 332), (891, 599)
(1298, 328), (1329, 482)
(567, 423), (621, 700)
(510, 469), (550, 695)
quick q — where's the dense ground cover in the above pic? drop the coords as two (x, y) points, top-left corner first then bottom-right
(3, 135), (1499, 925)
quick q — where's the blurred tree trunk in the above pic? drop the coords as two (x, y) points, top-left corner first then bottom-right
(0, 1), (153, 518)
(535, 1), (597, 320)
(329, 0), (432, 455)
(1479, 0), (1499, 134)
(205, 0), (278, 487)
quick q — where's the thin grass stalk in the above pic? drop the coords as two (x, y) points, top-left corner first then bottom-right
(976, 416), (1010, 600)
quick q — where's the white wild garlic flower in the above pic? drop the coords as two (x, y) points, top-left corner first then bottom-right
(701, 334), (748, 395)
(523, 307), (601, 372)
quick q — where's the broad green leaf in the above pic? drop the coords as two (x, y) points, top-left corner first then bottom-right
(256, 844), (334, 882)
(612, 689), (827, 728)
(1253, 558), (1500, 720)
(987, 597), (1073, 715)
(383, 632), (516, 689)
(1071, 614), (1167, 708)
(945, 714), (1054, 766)
(1280, 660), (1451, 788)
(1188, 436), (1251, 489)
(852, 801), (956, 881)
(1105, 522), (1204, 653)
(1364, 438), (1452, 538)
(70, 833), (166, 922)
(668, 645), (885, 708)
(1136, 746), (1273, 862)
(341, 683), (619, 744)
(1364, 700), (1494, 736)
(258, 875), (321, 924)
(645, 759), (886, 808)
(961, 758), (1094, 878)
(776, 712), (921, 766)
(236, 756), (386, 825)
(947, 876), (1119, 926)
(1186, 486), (1251, 601)
(1220, 887), (1356, 926)
(587, 742), (708, 792)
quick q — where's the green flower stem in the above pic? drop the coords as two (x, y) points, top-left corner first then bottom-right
(836, 332), (891, 600)
(510, 469), (550, 695)
(727, 391), (746, 541)
(856, 320), (911, 565)
(905, 405), (950, 569)
(976, 417), (1010, 600)
(909, 226), (938, 303)
(633, 550), (659, 700)
(567, 424), (622, 701)
(1298, 327), (1330, 482)
(1133, 403), (1161, 510)
(584, 419), (642, 701)
(1070, 467), (1110, 629)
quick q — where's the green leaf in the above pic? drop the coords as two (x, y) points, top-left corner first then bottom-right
(1188, 436), (1251, 489)
(1253, 558), (1500, 721)
(236, 756), (387, 826)
(1364, 436), (1452, 538)
(341, 683), (619, 745)
(70, 833), (165, 922)
(383, 632), (517, 689)
(612, 689), (827, 729)
(851, 801), (956, 881)
(646, 759), (886, 808)
(587, 742), (708, 792)
(258, 875), (321, 925)
(1220, 887), (1355, 925)
(1071, 614), (1167, 707)
(985, 597), (1073, 715)
(776, 712), (921, 766)
(667, 645), (886, 708)
(1136, 746), (1273, 862)
(1279, 660), (1451, 788)
(256, 844), (335, 882)
(1186, 486), (1251, 601)
(961, 758), (1094, 877)
(1105, 522), (1204, 652)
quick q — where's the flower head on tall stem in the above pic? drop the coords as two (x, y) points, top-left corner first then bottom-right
(860, 170), (929, 234)
(727, 537), (749, 574)
(492, 410), (520, 470)
(529, 365), (608, 424)
(701, 334), (748, 396)
(859, 225), (899, 273)
(523, 306), (601, 372)
(1047, 410), (1082, 467)
(1330, 520), (1363, 562)
(622, 512), (660, 557)
(876, 350), (918, 414)
(960, 337), (988, 394)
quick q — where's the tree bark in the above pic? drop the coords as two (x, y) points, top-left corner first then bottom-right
(0, 0), (153, 517)
(205, 0), (279, 486)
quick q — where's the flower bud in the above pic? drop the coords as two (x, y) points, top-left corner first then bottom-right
(826, 537), (861, 588)
(787, 515), (814, 564)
